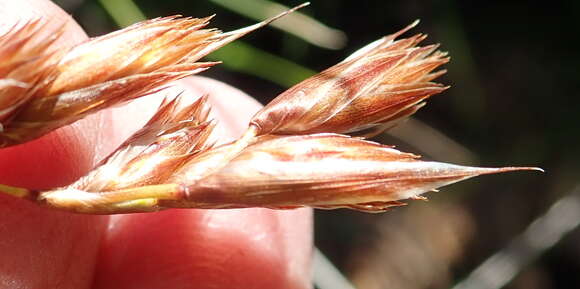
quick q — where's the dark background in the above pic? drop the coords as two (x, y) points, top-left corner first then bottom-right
(55, 1), (580, 288)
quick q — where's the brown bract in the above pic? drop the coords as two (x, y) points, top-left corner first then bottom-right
(0, 5), (304, 147)
(168, 134), (538, 212)
(71, 95), (214, 192)
(0, 20), (62, 125)
(37, 128), (540, 214)
(0, 17), (215, 146)
(250, 21), (449, 137)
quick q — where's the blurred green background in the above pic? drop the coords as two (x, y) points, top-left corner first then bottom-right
(54, 0), (580, 288)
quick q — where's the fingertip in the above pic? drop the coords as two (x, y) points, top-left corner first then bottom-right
(0, 0), (91, 188)
(94, 208), (313, 289)
(0, 0), (87, 46)
(178, 76), (264, 142)
(0, 2), (106, 289)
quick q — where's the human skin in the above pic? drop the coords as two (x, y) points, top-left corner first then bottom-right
(0, 1), (313, 288)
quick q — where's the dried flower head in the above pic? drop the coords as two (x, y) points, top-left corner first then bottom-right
(35, 127), (540, 214)
(167, 134), (539, 212)
(250, 20), (448, 138)
(0, 4), (305, 147)
(0, 20), (62, 126)
(0, 10), (542, 214)
(72, 95), (213, 192)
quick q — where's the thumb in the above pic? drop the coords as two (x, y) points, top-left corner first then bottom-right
(0, 1), (159, 288)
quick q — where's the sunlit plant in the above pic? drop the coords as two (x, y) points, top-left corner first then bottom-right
(0, 4), (540, 214)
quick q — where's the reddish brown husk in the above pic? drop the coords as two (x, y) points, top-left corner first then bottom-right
(166, 134), (539, 212)
(0, 20), (63, 124)
(250, 21), (449, 138)
(37, 130), (540, 214)
(0, 4), (305, 147)
(71, 95), (214, 192)
(0, 17), (216, 146)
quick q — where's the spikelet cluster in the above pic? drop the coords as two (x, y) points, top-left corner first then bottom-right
(251, 21), (449, 138)
(0, 6), (302, 147)
(0, 9), (540, 214)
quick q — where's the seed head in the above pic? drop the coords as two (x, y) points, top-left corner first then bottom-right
(0, 20), (62, 125)
(0, 5), (304, 147)
(172, 134), (539, 212)
(71, 95), (214, 192)
(251, 20), (449, 138)
(0, 12), (542, 215)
